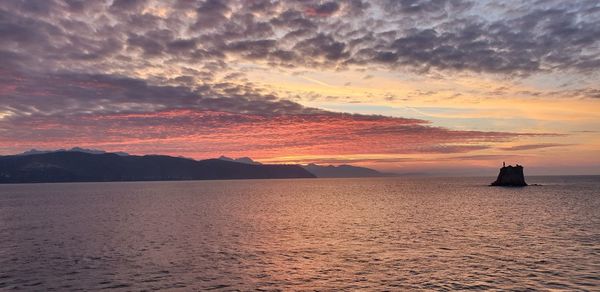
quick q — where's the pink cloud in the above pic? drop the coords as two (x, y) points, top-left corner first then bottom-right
(0, 109), (548, 160)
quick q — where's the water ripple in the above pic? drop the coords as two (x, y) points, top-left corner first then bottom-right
(0, 176), (599, 290)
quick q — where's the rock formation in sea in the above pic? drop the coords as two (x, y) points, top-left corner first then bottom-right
(491, 162), (527, 187)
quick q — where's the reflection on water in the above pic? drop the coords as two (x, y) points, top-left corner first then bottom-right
(0, 176), (599, 290)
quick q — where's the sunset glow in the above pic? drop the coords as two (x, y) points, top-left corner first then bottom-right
(1, 0), (599, 174)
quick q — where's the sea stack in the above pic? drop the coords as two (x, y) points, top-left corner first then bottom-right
(491, 162), (527, 187)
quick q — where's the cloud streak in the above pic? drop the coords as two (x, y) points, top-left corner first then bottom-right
(0, 107), (544, 159)
(499, 143), (574, 151)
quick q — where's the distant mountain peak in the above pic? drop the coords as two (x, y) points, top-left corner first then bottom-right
(302, 163), (395, 178)
(0, 151), (314, 183)
(218, 155), (261, 165)
(69, 147), (106, 155)
(19, 149), (54, 156)
(18, 147), (129, 156)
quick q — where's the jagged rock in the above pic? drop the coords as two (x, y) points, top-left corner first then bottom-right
(491, 163), (527, 187)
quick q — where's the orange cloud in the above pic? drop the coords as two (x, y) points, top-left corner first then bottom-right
(0, 109), (548, 160)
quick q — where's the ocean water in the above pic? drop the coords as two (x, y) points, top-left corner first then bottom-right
(0, 176), (599, 291)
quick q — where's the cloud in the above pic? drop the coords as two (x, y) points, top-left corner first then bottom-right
(381, 0), (473, 17)
(0, 108), (541, 158)
(110, 0), (147, 12)
(0, 68), (322, 117)
(293, 33), (349, 62)
(0, 66), (553, 157)
(1, 0), (598, 76)
(499, 143), (574, 151)
(305, 2), (340, 17)
(262, 153), (529, 165)
(193, 0), (231, 27)
(416, 145), (491, 153)
(0, 0), (590, 162)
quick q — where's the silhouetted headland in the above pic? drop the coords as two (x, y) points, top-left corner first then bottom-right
(0, 148), (401, 183)
(302, 163), (395, 178)
(218, 156), (395, 178)
(0, 151), (314, 183)
(491, 162), (527, 187)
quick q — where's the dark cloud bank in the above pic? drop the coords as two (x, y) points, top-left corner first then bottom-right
(2, 0), (599, 76)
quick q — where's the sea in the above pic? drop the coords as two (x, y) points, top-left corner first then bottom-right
(0, 176), (599, 291)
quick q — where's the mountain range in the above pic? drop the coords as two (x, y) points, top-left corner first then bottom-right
(0, 149), (395, 183)
(216, 156), (393, 178)
(18, 147), (130, 157)
(0, 151), (314, 183)
(302, 163), (394, 178)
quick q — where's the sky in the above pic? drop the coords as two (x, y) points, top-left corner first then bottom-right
(1, 0), (599, 175)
